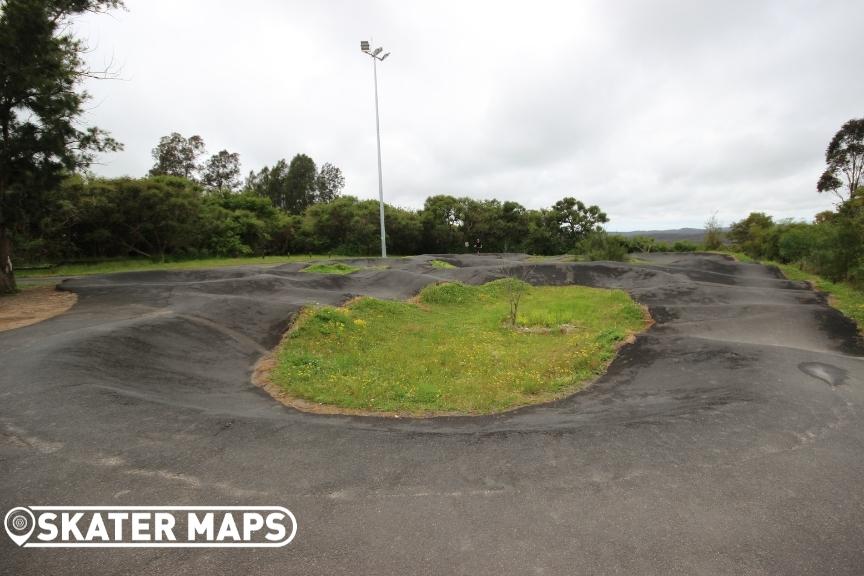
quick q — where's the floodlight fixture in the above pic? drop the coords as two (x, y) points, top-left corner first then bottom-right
(360, 40), (370, 51)
(373, 47), (383, 56)
(381, 52), (390, 60)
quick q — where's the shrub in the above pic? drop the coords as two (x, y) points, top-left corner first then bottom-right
(419, 282), (479, 305)
(671, 240), (699, 252)
(578, 231), (628, 261)
(704, 213), (724, 250)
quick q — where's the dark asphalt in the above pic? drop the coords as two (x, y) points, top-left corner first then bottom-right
(1, 253), (863, 575)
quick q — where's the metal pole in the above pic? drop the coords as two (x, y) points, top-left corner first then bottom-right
(373, 57), (387, 258)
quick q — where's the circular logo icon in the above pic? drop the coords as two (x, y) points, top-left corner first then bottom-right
(4, 507), (35, 546)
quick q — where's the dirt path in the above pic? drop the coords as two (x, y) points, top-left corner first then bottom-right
(0, 285), (76, 332)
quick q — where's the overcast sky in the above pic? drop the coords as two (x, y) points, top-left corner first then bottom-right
(74, 0), (863, 230)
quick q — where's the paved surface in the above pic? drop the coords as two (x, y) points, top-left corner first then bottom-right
(1, 253), (863, 575)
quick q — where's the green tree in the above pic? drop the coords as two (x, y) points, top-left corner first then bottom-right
(384, 204), (423, 255)
(578, 231), (628, 261)
(729, 212), (774, 258)
(149, 132), (206, 180)
(421, 195), (465, 253)
(302, 196), (379, 254)
(63, 176), (125, 259)
(818, 118), (864, 201)
(0, 0), (123, 293)
(197, 202), (250, 256)
(10, 174), (90, 262)
(201, 149), (241, 191)
(807, 218), (863, 283)
(314, 162), (344, 203)
(246, 159), (290, 210)
(703, 212), (724, 250)
(43, 176), (203, 261)
(95, 177), (202, 261)
(267, 212), (303, 255)
(550, 197), (609, 249)
(499, 201), (529, 252)
(246, 155), (340, 214)
(460, 198), (516, 252)
(284, 153), (317, 214)
(522, 209), (562, 255)
(630, 236), (658, 254)
(200, 190), (279, 255)
(777, 224), (816, 267)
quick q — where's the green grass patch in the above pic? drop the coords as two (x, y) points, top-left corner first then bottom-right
(727, 252), (864, 333)
(773, 262), (864, 332)
(301, 262), (360, 275)
(17, 255), (347, 278)
(271, 280), (647, 415)
(726, 251), (757, 263)
(429, 259), (456, 269)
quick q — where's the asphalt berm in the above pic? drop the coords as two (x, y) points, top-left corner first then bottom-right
(1, 253), (863, 575)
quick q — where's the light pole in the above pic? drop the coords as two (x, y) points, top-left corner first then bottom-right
(361, 40), (390, 258)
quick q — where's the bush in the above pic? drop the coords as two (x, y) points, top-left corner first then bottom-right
(671, 240), (699, 252)
(848, 263), (864, 289)
(704, 213), (724, 250)
(777, 224), (815, 266)
(578, 232), (628, 261)
(419, 282), (480, 305)
(730, 199), (864, 284)
(729, 212), (774, 258)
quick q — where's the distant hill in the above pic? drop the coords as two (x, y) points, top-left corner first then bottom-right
(610, 228), (709, 243)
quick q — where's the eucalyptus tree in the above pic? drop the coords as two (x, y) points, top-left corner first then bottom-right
(817, 118), (864, 202)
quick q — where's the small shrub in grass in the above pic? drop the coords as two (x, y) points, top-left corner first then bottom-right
(578, 231), (629, 261)
(499, 277), (531, 327)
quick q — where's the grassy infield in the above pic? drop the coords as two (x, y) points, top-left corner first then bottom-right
(272, 280), (646, 414)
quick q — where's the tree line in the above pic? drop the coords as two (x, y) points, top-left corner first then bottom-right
(15, 173), (610, 263)
(727, 118), (864, 287)
(148, 132), (346, 212)
(0, 0), (611, 292)
(728, 202), (863, 286)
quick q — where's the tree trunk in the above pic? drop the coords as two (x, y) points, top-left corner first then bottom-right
(0, 224), (17, 294)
